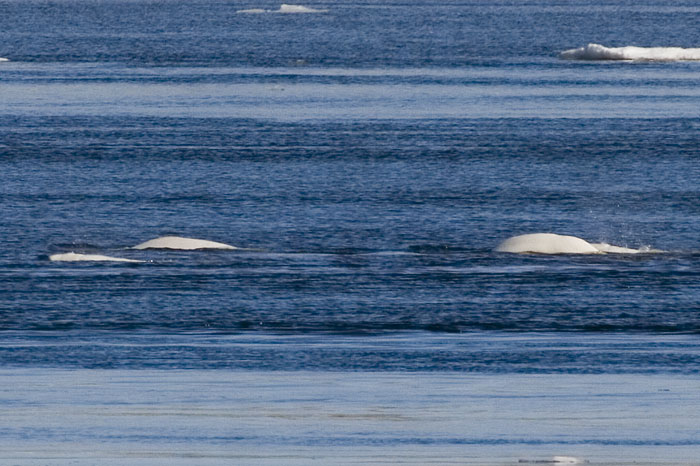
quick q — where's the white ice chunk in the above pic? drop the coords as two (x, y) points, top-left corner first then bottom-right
(560, 43), (700, 61)
(552, 456), (585, 464)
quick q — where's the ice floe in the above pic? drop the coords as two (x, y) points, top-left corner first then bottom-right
(560, 43), (700, 61)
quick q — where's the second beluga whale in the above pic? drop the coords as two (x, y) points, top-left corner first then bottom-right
(132, 236), (238, 250)
(495, 233), (652, 254)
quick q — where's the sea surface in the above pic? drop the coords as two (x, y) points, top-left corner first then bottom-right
(2, 0), (700, 464)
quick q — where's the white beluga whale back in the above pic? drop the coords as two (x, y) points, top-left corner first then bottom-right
(49, 252), (143, 262)
(237, 4), (328, 13)
(132, 236), (237, 250)
(496, 233), (658, 255)
(278, 4), (327, 13)
(496, 233), (600, 254)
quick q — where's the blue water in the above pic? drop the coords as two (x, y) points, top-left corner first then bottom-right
(2, 1), (700, 463)
(2, 0), (700, 361)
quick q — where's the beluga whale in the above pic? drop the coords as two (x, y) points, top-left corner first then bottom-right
(495, 233), (652, 255)
(237, 4), (328, 13)
(50, 252), (143, 262)
(132, 236), (238, 250)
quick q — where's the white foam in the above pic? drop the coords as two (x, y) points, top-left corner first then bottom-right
(0, 57), (9, 62)
(237, 4), (328, 13)
(49, 252), (143, 263)
(595, 243), (665, 254)
(132, 236), (237, 250)
(496, 233), (659, 255)
(560, 43), (700, 61)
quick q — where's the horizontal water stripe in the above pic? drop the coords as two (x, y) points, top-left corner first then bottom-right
(1, 369), (699, 464)
(3, 63), (700, 119)
(4, 63), (700, 84)
(1, 332), (699, 372)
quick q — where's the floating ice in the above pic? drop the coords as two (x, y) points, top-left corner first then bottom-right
(132, 236), (237, 250)
(551, 457), (585, 464)
(496, 233), (658, 255)
(49, 252), (143, 262)
(237, 4), (328, 13)
(560, 43), (700, 61)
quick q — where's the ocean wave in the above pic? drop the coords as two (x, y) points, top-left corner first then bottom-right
(49, 252), (143, 262)
(560, 43), (700, 61)
(237, 4), (328, 14)
(0, 57), (9, 62)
